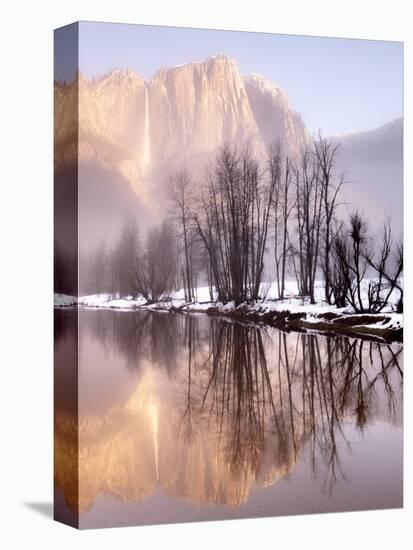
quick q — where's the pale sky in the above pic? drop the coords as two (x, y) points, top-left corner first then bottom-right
(59, 21), (403, 136)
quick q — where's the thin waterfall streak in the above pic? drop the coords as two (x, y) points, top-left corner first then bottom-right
(143, 86), (151, 172)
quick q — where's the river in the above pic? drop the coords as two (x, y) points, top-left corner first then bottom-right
(54, 308), (403, 528)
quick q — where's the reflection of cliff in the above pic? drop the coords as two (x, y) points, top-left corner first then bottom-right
(56, 366), (297, 513)
(55, 311), (403, 514)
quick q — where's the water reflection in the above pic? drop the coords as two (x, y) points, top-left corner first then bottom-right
(54, 310), (403, 523)
(54, 310), (79, 527)
(84, 309), (180, 372)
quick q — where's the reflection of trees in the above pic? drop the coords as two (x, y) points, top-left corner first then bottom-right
(297, 336), (402, 492)
(55, 311), (403, 516)
(81, 309), (183, 372)
(181, 319), (403, 494)
(180, 315), (199, 442)
(202, 322), (263, 475)
(287, 334), (402, 491)
(84, 309), (145, 369)
(200, 322), (292, 478)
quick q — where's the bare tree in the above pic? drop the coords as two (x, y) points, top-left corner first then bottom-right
(272, 149), (295, 300)
(331, 213), (402, 313)
(393, 242), (404, 313)
(365, 221), (403, 313)
(314, 135), (345, 304)
(136, 221), (177, 303)
(194, 146), (277, 304)
(292, 145), (323, 303)
(168, 169), (196, 302)
(330, 222), (348, 308)
(332, 212), (369, 312)
(87, 240), (110, 295)
(112, 219), (140, 298)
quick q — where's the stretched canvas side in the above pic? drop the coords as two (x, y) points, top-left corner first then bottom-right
(54, 22), (80, 529)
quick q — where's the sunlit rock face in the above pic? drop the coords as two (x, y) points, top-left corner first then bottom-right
(149, 56), (262, 167)
(244, 73), (308, 156)
(78, 70), (152, 205)
(54, 56), (308, 213)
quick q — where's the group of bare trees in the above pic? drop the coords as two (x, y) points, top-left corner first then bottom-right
(194, 148), (277, 303)
(287, 139), (343, 304)
(167, 139), (402, 311)
(136, 222), (177, 302)
(289, 138), (402, 312)
(168, 170), (199, 302)
(332, 214), (403, 312)
(85, 220), (177, 303)
(82, 136), (402, 313)
(167, 140), (344, 307)
(169, 148), (279, 304)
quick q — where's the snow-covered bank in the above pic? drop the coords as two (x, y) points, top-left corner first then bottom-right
(205, 301), (403, 343)
(54, 294), (78, 307)
(77, 285), (215, 311)
(54, 284), (403, 342)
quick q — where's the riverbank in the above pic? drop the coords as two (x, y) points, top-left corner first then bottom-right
(204, 301), (403, 343)
(55, 289), (403, 343)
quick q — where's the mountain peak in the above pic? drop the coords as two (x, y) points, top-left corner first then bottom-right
(205, 54), (236, 64)
(93, 68), (145, 86)
(56, 55), (309, 209)
(244, 73), (282, 97)
(243, 73), (307, 155)
(151, 54), (237, 82)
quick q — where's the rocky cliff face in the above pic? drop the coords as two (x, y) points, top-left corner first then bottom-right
(55, 55), (308, 213)
(54, 57), (402, 247)
(149, 56), (263, 168)
(244, 73), (308, 154)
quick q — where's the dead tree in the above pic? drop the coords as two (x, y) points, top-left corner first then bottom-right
(194, 146), (276, 304)
(168, 169), (196, 302)
(87, 240), (110, 295)
(112, 220), (140, 298)
(332, 212), (369, 312)
(293, 146), (323, 303)
(136, 221), (177, 303)
(393, 243), (404, 312)
(269, 143), (282, 299)
(272, 152), (295, 300)
(365, 221), (403, 313)
(314, 135), (344, 304)
(330, 221), (348, 308)
(331, 212), (401, 313)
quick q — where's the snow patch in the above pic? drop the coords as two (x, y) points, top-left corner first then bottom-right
(54, 294), (77, 307)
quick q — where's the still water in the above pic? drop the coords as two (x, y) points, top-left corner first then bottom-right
(54, 309), (403, 528)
